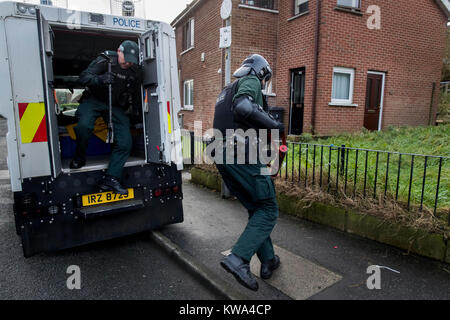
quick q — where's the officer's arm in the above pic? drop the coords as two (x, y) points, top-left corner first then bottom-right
(78, 56), (108, 87)
(232, 95), (284, 132)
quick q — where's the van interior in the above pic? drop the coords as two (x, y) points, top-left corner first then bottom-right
(51, 27), (146, 173)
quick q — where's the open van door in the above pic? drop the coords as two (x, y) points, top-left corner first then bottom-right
(36, 9), (61, 178)
(139, 24), (183, 170)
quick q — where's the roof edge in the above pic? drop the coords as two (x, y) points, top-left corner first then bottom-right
(171, 0), (203, 27)
(436, 0), (450, 19)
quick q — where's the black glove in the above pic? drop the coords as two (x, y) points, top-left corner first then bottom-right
(97, 72), (115, 86)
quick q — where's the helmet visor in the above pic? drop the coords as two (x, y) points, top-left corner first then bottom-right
(233, 66), (252, 78)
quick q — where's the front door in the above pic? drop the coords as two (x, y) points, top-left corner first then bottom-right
(289, 69), (305, 135)
(364, 73), (383, 131)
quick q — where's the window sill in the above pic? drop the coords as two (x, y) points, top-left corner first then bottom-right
(238, 4), (279, 14)
(263, 92), (277, 97)
(334, 6), (363, 16)
(329, 102), (358, 107)
(180, 47), (194, 56)
(287, 11), (309, 22)
(181, 106), (194, 111)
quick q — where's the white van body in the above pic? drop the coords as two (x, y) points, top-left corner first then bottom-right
(0, 1), (184, 257)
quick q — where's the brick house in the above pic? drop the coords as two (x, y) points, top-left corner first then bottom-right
(172, 0), (449, 136)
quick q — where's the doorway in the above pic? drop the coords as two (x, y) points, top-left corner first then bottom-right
(289, 69), (305, 135)
(364, 71), (385, 131)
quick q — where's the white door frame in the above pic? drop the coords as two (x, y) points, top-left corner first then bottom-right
(367, 71), (386, 131)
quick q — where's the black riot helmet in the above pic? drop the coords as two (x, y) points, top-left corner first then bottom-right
(233, 54), (272, 82)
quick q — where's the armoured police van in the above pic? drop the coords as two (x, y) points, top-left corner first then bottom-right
(0, 1), (184, 257)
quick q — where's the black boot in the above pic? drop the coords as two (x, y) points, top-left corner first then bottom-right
(99, 175), (128, 195)
(220, 253), (258, 291)
(70, 158), (86, 169)
(260, 255), (280, 280)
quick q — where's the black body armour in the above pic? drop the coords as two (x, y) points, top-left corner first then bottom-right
(81, 51), (141, 111)
(212, 80), (240, 136)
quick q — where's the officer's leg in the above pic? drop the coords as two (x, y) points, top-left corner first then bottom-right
(73, 100), (101, 163)
(246, 209), (275, 263)
(222, 163), (279, 263)
(232, 197), (278, 262)
(106, 107), (132, 179)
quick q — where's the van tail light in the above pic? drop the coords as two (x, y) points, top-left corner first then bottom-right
(153, 186), (180, 197)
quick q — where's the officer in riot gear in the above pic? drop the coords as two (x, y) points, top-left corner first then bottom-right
(213, 54), (284, 291)
(70, 40), (142, 195)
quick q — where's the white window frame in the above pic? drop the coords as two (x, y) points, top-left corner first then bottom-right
(294, 0), (309, 15)
(183, 18), (195, 51)
(262, 79), (276, 96)
(183, 79), (194, 110)
(337, 0), (360, 9)
(330, 67), (355, 106)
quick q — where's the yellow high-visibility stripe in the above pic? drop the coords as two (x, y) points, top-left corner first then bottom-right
(20, 103), (45, 144)
(168, 113), (172, 134)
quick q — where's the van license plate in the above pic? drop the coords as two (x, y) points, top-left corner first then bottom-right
(82, 189), (134, 207)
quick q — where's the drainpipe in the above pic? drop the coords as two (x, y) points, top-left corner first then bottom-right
(428, 82), (436, 125)
(311, 0), (321, 134)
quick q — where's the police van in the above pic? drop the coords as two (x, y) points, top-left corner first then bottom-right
(0, 1), (184, 257)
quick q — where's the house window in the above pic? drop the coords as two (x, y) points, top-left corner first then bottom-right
(240, 0), (276, 10)
(262, 79), (274, 96)
(183, 80), (194, 110)
(294, 0), (309, 15)
(182, 18), (194, 51)
(331, 67), (355, 105)
(337, 0), (361, 10)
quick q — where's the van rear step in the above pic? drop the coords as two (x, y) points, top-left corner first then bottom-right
(75, 199), (145, 220)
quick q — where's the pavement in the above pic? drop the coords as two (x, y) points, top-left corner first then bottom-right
(156, 172), (450, 300)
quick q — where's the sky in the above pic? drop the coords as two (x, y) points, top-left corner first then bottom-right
(3, 0), (193, 24)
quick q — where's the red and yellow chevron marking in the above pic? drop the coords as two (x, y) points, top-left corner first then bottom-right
(18, 103), (48, 144)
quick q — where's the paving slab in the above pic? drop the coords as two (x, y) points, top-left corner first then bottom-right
(221, 245), (342, 300)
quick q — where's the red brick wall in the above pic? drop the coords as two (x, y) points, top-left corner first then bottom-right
(175, 0), (448, 136)
(175, 0), (223, 132)
(231, 1), (279, 104)
(275, 0), (447, 135)
(276, 0), (318, 133)
(175, 0), (280, 133)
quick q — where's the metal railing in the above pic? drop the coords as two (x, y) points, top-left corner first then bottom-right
(280, 142), (449, 217)
(181, 131), (449, 223)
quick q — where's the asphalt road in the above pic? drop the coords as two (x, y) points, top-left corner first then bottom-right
(0, 118), (218, 300)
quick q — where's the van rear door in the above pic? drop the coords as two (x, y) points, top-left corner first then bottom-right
(36, 9), (61, 178)
(139, 24), (183, 170)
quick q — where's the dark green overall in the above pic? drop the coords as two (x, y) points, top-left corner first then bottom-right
(215, 75), (279, 263)
(74, 52), (141, 179)
(74, 97), (131, 179)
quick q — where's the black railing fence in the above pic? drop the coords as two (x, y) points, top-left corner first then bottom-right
(181, 131), (449, 223)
